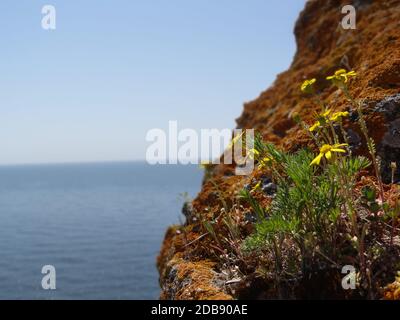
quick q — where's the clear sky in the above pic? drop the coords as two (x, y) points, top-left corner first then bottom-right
(0, 0), (305, 165)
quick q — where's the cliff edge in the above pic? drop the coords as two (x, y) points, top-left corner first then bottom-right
(158, 0), (400, 300)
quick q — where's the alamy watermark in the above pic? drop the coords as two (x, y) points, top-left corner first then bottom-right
(41, 5), (56, 30)
(341, 5), (356, 30)
(41, 265), (56, 290)
(341, 265), (357, 290)
(145, 121), (255, 175)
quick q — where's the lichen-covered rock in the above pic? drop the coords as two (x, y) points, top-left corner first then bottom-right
(383, 272), (400, 300)
(157, 227), (233, 300)
(159, 258), (233, 300)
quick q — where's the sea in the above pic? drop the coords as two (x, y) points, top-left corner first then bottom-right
(0, 162), (203, 299)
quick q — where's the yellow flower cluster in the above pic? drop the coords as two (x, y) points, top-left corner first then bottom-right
(326, 69), (357, 84)
(301, 69), (356, 95)
(309, 109), (350, 132)
(248, 148), (260, 160)
(300, 78), (316, 94)
(259, 156), (271, 169)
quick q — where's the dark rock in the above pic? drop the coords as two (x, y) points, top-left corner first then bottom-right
(379, 118), (400, 183)
(182, 201), (194, 220)
(353, 0), (373, 10)
(259, 176), (277, 196)
(243, 183), (252, 191)
(346, 128), (362, 151)
(244, 212), (257, 224)
(223, 170), (235, 177)
(374, 94), (400, 183)
(261, 182), (278, 196)
(349, 109), (359, 122)
(374, 94), (400, 118)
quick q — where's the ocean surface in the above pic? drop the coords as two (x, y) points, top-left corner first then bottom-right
(0, 162), (203, 299)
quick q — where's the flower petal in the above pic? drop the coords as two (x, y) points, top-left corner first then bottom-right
(323, 109), (332, 117)
(331, 148), (346, 153)
(325, 151), (332, 160)
(309, 122), (320, 132)
(252, 182), (261, 192)
(310, 153), (323, 166)
(334, 143), (348, 148)
(335, 69), (347, 75)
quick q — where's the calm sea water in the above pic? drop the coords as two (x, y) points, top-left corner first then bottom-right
(0, 162), (202, 299)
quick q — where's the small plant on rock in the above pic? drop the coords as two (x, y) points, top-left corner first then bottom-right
(240, 69), (400, 298)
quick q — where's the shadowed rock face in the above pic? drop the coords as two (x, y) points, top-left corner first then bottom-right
(374, 94), (400, 183)
(158, 0), (400, 300)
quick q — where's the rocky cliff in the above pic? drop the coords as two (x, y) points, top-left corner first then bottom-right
(158, 0), (400, 300)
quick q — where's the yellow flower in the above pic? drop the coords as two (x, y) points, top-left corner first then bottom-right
(310, 143), (348, 166)
(259, 156), (271, 168)
(326, 69), (357, 84)
(309, 110), (349, 132)
(309, 121), (321, 132)
(247, 148), (260, 160)
(251, 181), (261, 192)
(301, 78), (316, 94)
(330, 111), (349, 122)
(309, 109), (331, 132)
(228, 131), (245, 149)
(322, 109), (332, 117)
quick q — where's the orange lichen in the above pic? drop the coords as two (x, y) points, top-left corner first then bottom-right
(383, 273), (400, 300)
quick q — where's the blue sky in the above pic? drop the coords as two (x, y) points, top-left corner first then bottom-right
(0, 0), (305, 165)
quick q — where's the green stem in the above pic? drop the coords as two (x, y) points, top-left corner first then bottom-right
(342, 87), (385, 203)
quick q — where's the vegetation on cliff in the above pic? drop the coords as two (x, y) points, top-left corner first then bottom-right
(239, 70), (399, 299)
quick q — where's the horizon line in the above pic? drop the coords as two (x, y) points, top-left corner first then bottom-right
(0, 159), (149, 167)
(0, 159), (211, 167)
